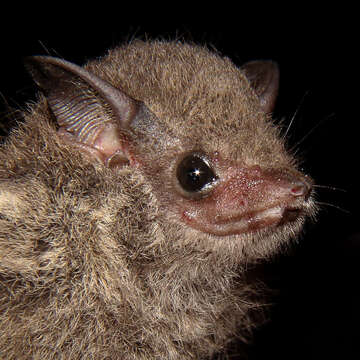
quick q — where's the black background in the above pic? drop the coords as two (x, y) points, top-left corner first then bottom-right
(0, 16), (358, 359)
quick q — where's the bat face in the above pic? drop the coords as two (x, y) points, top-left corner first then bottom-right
(0, 40), (317, 359)
(96, 43), (314, 248)
(21, 41), (316, 256)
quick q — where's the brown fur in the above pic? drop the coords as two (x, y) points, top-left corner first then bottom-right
(0, 40), (316, 359)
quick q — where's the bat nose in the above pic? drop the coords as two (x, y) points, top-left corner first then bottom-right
(289, 177), (312, 201)
(291, 180), (311, 197)
(261, 167), (313, 202)
(279, 178), (312, 225)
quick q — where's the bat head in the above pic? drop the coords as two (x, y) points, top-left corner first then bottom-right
(24, 41), (315, 257)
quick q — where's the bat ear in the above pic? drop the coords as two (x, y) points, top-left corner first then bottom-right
(241, 60), (279, 114)
(24, 56), (147, 168)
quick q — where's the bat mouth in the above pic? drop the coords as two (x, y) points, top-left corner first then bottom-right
(278, 207), (303, 225)
(216, 206), (289, 236)
(182, 204), (306, 236)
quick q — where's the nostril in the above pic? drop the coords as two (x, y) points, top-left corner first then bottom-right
(291, 183), (306, 196)
(290, 180), (312, 200)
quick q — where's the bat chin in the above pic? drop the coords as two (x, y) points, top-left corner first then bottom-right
(183, 205), (304, 237)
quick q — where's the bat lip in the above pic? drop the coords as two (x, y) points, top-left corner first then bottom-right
(213, 205), (286, 236)
(182, 203), (308, 237)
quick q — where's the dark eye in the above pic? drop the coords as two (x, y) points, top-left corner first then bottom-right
(176, 154), (217, 193)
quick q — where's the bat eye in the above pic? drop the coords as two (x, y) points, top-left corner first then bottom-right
(176, 153), (217, 194)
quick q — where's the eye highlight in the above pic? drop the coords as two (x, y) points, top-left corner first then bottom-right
(176, 153), (218, 195)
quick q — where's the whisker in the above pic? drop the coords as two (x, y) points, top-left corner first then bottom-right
(313, 184), (347, 193)
(0, 91), (10, 108)
(282, 90), (311, 140)
(38, 40), (52, 56)
(1, 89), (29, 113)
(38, 40), (63, 59)
(316, 201), (351, 214)
(289, 112), (336, 153)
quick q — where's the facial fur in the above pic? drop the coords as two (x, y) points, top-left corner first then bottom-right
(0, 40), (316, 359)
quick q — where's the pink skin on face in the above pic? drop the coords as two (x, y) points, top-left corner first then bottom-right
(179, 159), (311, 236)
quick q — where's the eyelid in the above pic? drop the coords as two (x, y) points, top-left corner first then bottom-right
(174, 151), (219, 199)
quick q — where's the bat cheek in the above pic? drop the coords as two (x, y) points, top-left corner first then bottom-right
(178, 186), (250, 235)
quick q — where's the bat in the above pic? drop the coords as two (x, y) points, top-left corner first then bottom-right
(0, 40), (316, 359)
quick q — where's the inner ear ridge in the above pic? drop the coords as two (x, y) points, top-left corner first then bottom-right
(48, 90), (107, 146)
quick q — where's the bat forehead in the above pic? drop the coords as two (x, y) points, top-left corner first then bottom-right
(87, 40), (259, 126)
(87, 41), (289, 167)
(178, 124), (287, 169)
